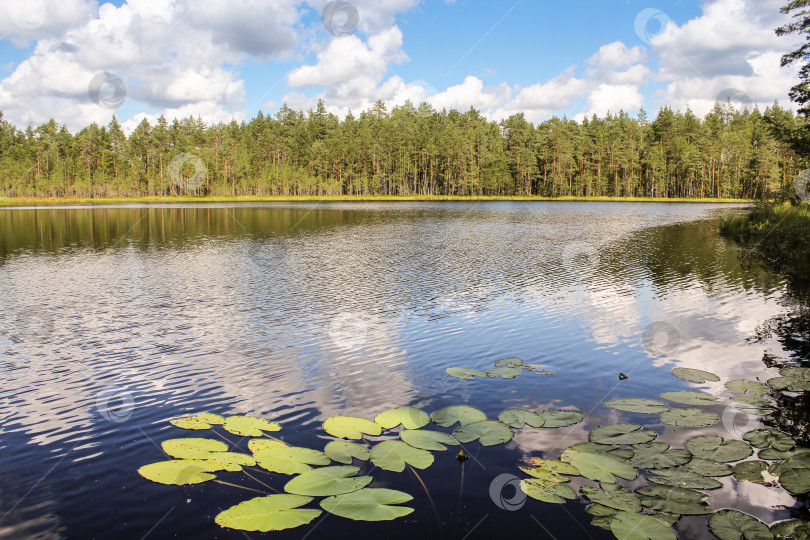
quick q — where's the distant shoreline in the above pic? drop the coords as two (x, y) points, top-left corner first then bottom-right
(0, 195), (755, 207)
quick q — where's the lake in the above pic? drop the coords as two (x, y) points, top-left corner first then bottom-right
(0, 201), (805, 539)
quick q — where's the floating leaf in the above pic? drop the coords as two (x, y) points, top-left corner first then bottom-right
(138, 460), (217, 485)
(284, 466), (372, 496)
(320, 488), (414, 521)
(744, 429), (795, 451)
(248, 439), (288, 453)
(170, 417), (211, 430)
(648, 468), (722, 489)
(610, 511), (677, 540)
(781, 468), (810, 494)
(494, 357), (524, 367)
(224, 416), (281, 437)
(430, 406), (486, 428)
(254, 446), (331, 475)
(161, 438), (227, 460)
(768, 367), (810, 392)
(709, 509), (773, 540)
(640, 495), (712, 515)
(759, 447), (810, 461)
(591, 516), (613, 530)
(524, 366), (555, 375)
(215, 494), (321, 532)
(686, 435), (753, 462)
(731, 395), (771, 407)
(659, 391), (719, 405)
(323, 416), (382, 440)
(585, 503), (617, 517)
(739, 407), (776, 416)
(627, 444), (691, 469)
(498, 408), (546, 428)
(203, 451), (256, 472)
(768, 453), (810, 476)
(369, 440), (434, 472)
(374, 407), (429, 430)
(196, 413), (225, 424)
(589, 423), (657, 445)
(536, 410), (586, 428)
(561, 442), (634, 463)
(485, 367), (522, 379)
(446, 367), (487, 380)
(603, 398), (670, 414)
(672, 367), (720, 383)
(519, 480), (576, 503)
(400, 429), (459, 451)
(733, 461), (768, 482)
(324, 441), (370, 464)
(581, 483), (641, 512)
(660, 408), (718, 427)
(771, 519), (810, 540)
(726, 379), (771, 396)
(453, 420), (513, 446)
(570, 453), (637, 483)
(521, 460), (580, 477)
(636, 485), (707, 503)
(681, 458), (732, 477)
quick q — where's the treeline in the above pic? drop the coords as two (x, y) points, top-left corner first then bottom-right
(0, 99), (804, 199)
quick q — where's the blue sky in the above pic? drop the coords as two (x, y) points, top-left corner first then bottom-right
(0, 0), (800, 133)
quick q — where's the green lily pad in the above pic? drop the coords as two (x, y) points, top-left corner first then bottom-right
(768, 367), (810, 392)
(659, 391), (719, 405)
(536, 409), (586, 428)
(739, 407), (776, 416)
(215, 494), (321, 532)
(170, 417), (211, 430)
(374, 407), (430, 430)
(585, 503), (617, 517)
(430, 406), (486, 427)
(648, 468), (722, 489)
(284, 466), (372, 496)
(768, 452), (810, 476)
(759, 446), (810, 461)
(731, 395), (772, 407)
(498, 408), (546, 428)
(196, 413), (226, 424)
(518, 468), (568, 484)
(453, 420), (513, 446)
(591, 516), (614, 530)
(203, 451), (257, 472)
(162, 438), (227, 460)
(709, 509), (773, 540)
(323, 416), (382, 440)
(733, 461), (769, 482)
(611, 511), (677, 540)
(781, 468), (810, 494)
(635, 485), (707, 503)
(400, 429), (459, 451)
(248, 439), (288, 453)
(320, 488), (414, 521)
(680, 458), (733, 476)
(519, 480), (576, 503)
(369, 440), (434, 472)
(523, 366), (555, 375)
(446, 367), (487, 380)
(223, 416), (281, 437)
(521, 460), (580, 477)
(627, 444), (691, 469)
(672, 367), (720, 383)
(725, 379), (771, 396)
(744, 429), (795, 451)
(561, 442), (634, 463)
(589, 423), (657, 445)
(686, 435), (753, 462)
(603, 398), (670, 414)
(138, 459), (217, 485)
(324, 441), (370, 464)
(771, 519), (810, 540)
(485, 367), (522, 379)
(640, 496), (712, 515)
(570, 453), (637, 483)
(660, 408), (718, 427)
(581, 483), (641, 512)
(494, 357), (524, 367)
(254, 446), (331, 475)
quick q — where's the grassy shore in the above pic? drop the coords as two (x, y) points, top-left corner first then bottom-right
(0, 195), (754, 207)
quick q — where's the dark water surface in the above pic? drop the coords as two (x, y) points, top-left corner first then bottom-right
(0, 202), (803, 539)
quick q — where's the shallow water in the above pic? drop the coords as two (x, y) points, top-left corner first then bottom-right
(0, 201), (803, 539)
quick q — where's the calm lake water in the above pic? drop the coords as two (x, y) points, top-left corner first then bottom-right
(0, 202), (804, 539)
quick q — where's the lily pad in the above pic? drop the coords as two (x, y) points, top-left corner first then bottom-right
(739, 407), (776, 416)
(494, 357), (524, 367)
(686, 435), (753, 462)
(498, 408), (546, 428)
(680, 458), (733, 477)
(536, 410), (586, 428)
(284, 466), (372, 497)
(485, 367), (522, 379)
(369, 440), (434, 472)
(196, 413), (226, 424)
(223, 416), (281, 437)
(771, 519), (810, 540)
(768, 453), (810, 476)
(611, 511), (677, 540)
(215, 494), (321, 532)
(374, 407), (430, 430)
(430, 406), (486, 427)
(672, 367), (720, 383)
(659, 391), (719, 405)
(453, 420), (513, 446)
(203, 451), (257, 471)
(781, 468), (810, 494)
(170, 417), (211, 430)
(709, 509), (773, 540)
(561, 442), (634, 463)
(591, 516), (614, 530)
(759, 446), (810, 460)
(743, 429), (795, 452)
(733, 461), (769, 482)
(731, 395), (772, 407)
(589, 423), (657, 445)
(604, 398), (670, 414)
(726, 379), (771, 396)
(581, 483), (641, 512)
(400, 429), (459, 451)
(162, 438), (227, 460)
(627, 444), (691, 469)
(570, 453), (637, 483)
(521, 460), (580, 477)
(323, 416), (382, 440)
(254, 446), (331, 475)
(320, 488), (414, 521)
(519, 480), (576, 503)
(640, 496), (712, 515)
(648, 468), (722, 489)
(636, 485), (707, 503)
(660, 408), (718, 427)
(768, 367), (810, 392)
(324, 441), (370, 464)
(446, 367), (487, 380)
(585, 503), (617, 517)
(138, 459), (217, 485)
(248, 439), (288, 453)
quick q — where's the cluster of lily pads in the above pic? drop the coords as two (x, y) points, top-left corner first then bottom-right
(446, 356), (554, 379)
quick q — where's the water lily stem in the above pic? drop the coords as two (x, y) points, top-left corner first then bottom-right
(241, 469), (280, 493)
(214, 480), (270, 495)
(409, 465), (442, 533)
